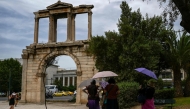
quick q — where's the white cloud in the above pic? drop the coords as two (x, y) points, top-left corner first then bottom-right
(0, 43), (21, 49)
(0, 31), (33, 41)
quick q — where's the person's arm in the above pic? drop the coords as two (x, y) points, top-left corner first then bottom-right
(97, 85), (102, 93)
(104, 85), (108, 93)
(9, 95), (11, 100)
(116, 85), (120, 94)
(82, 87), (89, 95)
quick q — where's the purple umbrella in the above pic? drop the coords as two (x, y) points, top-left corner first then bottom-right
(134, 68), (157, 80)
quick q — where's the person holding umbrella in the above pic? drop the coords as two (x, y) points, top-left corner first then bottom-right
(83, 79), (100, 109)
(138, 79), (156, 109)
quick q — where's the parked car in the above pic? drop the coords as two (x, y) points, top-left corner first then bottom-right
(66, 91), (74, 95)
(53, 91), (68, 96)
(0, 92), (6, 97)
(45, 85), (58, 94)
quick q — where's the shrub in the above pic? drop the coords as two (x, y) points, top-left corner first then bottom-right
(156, 78), (164, 89)
(68, 85), (76, 92)
(117, 81), (139, 108)
(154, 88), (175, 99)
(62, 86), (69, 91)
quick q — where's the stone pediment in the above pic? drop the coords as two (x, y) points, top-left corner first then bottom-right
(46, 1), (72, 9)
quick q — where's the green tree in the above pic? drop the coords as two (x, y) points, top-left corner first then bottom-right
(117, 1), (169, 81)
(53, 79), (63, 91)
(88, 1), (171, 83)
(0, 58), (22, 94)
(164, 32), (190, 97)
(176, 32), (190, 97)
(88, 31), (122, 72)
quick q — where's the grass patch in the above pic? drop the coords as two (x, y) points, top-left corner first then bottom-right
(173, 97), (190, 107)
(159, 97), (190, 109)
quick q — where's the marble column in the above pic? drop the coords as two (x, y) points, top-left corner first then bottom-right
(53, 18), (57, 42)
(88, 11), (92, 40)
(72, 76), (75, 86)
(71, 14), (76, 41)
(48, 15), (53, 43)
(63, 77), (65, 86)
(67, 13), (72, 42)
(34, 18), (39, 44)
(20, 55), (28, 103)
(76, 76), (82, 104)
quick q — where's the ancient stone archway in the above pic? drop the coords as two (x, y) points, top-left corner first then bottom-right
(21, 1), (97, 104)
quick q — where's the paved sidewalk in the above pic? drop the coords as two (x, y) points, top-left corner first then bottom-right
(0, 101), (87, 109)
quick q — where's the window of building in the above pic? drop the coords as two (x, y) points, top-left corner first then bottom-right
(55, 77), (58, 81)
(60, 77), (63, 85)
(181, 73), (183, 79)
(162, 72), (172, 78)
(70, 77), (73, 86)
(74, 77), (77, 86)
(65, 77), (68, 86)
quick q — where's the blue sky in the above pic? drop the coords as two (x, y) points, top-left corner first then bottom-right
(0, 0), (182, 69)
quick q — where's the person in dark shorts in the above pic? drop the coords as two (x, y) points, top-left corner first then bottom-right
(9, 92), (16, 109)
(104, 78), (120, 109)
(83, 80), (100, 109)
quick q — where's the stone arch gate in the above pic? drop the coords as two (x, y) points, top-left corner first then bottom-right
(21, 1), (98, 104)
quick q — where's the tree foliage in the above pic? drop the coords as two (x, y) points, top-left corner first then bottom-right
(163, 32), (190, 97)
(0, 58), (22, 93)
(141, 0), (190, 33)
(88, 1), (172, 83)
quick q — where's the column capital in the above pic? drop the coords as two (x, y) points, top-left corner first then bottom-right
(34, 17), (39, 21)
(88, 11), (93, 15)
(22, 54), (28, 59)
(34, 17), (39, 44)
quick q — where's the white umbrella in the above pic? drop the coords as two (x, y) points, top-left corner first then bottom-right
(92, 71), (118, 78)
(78, 78), (99, 88)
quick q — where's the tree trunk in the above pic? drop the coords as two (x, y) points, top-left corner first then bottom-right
(173, 67), (183, 97)
(184, 74), (190, 97)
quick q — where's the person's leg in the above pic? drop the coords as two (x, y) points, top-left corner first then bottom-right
(95, 100), (100, 109)
(10, 105), (14, 109)
(15, 100), (18, 106)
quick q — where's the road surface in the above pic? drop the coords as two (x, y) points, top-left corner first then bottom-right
(0, 95), (73, 101)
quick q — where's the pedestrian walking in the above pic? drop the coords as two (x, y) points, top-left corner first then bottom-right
(15, 93), (19, 107)
(138, 79), (156, 109)
(83, 79), (100, 109)
(104, 78), (119, 109)
(9, 92), (16, 109)
(99, 79), (108, 109)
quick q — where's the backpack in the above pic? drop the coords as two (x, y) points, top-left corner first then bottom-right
(137, 87), (147, 104)
(137, 94), (146, 103)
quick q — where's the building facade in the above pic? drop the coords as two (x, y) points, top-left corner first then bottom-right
(53, 68), (77, 86)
